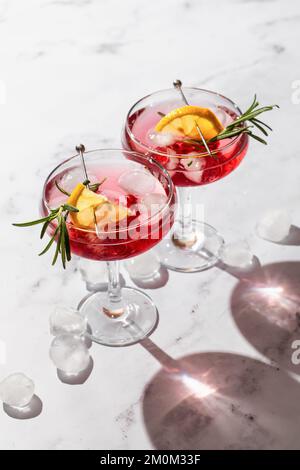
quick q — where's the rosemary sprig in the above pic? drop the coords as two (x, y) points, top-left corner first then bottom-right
(88, 177), (107, 192)
(182, 95), (278, 152)
(13, 204), (78, 269)
(13, 177), (108, 269)
(55, 180), (70, 196)
(209, 95), (279, 145)
(13, 175), (108, 269)
(55, 177), (107, 197)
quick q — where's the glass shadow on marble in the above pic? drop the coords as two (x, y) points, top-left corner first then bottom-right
(216, 255), (262, 282)
(276, 225), (300, 246)
(127, 265), (169, 290)
(141, 347), (300, 450)
(83, 273), (126, 294)
(231, 261), (300, 375)
(3, 395), (43, 420)
(124, 251), (170, 289)
(78, 258), (126, 292)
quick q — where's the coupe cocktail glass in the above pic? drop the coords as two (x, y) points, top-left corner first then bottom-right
(42, 149), (176, 346)
(123, 88), (249, 272)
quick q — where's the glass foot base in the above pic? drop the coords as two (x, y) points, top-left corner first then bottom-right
(156, 220), (224, 273)
(78, 287), (158, 347)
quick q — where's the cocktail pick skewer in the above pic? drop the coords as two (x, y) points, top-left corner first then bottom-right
(76, 144), (91, 189)
(173, 79), (213, 158)
(76, 144), (100, 233)
(173, 79), (189, 105)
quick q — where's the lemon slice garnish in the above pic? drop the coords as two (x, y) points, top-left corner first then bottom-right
(155, 105), (224, 141)
(94, 202), (130, 229)
(67, 183), (130, 229)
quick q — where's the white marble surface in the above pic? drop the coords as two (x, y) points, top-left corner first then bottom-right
(1, 0), (300, 450)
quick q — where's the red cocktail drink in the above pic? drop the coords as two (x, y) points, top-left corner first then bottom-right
(124, 106), (248, 187)
(41, 149), (176, 346)
(43, 157), (175, 261)
(123, 88), (249, 272)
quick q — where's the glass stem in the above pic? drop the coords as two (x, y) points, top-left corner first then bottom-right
(103, 261), (125, 319)
(173, 187), (197, 247)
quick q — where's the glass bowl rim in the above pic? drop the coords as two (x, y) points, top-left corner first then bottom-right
(42, 148), (176, 235)
(125, 86), (247, 169)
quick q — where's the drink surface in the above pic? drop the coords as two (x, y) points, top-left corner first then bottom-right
(123, 102), (249, 186)
(43, 161), (175, 261)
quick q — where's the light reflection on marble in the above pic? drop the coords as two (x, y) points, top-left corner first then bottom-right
(143, 350), (300, 450)
(231, 261), (300, 375)
(0, 0), (300, 450)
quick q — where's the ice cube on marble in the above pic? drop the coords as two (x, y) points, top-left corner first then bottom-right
(49, 334), (90, 374)
(256, 210), (291, 242)
(118, 169), (156, 195)
(125, 251), (160, 279)
(0, 373), (35, 407)
(50, 306), (86, 336)
(220, 241), (254, 268)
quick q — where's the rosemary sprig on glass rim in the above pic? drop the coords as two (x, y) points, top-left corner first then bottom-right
(87, 177), (107, 193)
(13, 204), (78, 269)
(55, 177), (108, 197)
(183, 95), (279, 150)
(13, 176), (108, 269)
(210, 95), (279, 145)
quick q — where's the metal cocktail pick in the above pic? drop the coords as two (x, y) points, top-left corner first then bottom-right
(173, 79), (213, 157)
(76, 144), (91, 189)
(76, 144), (100, 234)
